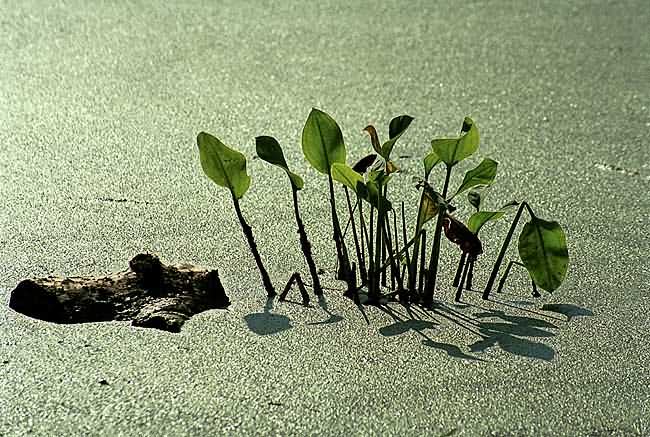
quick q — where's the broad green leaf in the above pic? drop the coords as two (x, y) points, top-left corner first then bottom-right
(302, 108), (346, 174)
(518, 217), (569, 292)
(424, 150), (441, 179)
(452, 158), (498, 198)
(197, 132), (250, 200)
(431, 117), (479, 167)
(381, 115), (414, 159)
(331, 163), (363, 193)
(467, 211), (505, 234)
(468, 190), (481, 211)
(255, 136), (304, 190)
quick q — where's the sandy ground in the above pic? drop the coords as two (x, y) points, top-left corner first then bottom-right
(1, 1), (649, 435)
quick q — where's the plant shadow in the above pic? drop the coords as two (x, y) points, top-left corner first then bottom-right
(375, 298), (593, 362)
(307, 295), (344, 326)
(244, 297), (292, 336)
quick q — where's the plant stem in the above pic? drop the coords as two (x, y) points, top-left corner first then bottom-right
(344, 187), (367, 282)
(232, 195), (276, 298)
(372, 200), (383, 301)
(455, 256), (469, 302)
(482, 202), (527, 299)
(359, 200), (369, 270)
(291, 186), (323, 296)
(408, 192), (425, 293)
(327, 174), (352, 287)
(383, 214), (396, 290)
(453, 253), (467, 287)
(392, 210), (404, 290)
(418, 229), (427, 294)
(381, 221), (401, 290)
(466, 259), (474, 291)
(401, 202), (412, 292)
(423, 165), (453, 305)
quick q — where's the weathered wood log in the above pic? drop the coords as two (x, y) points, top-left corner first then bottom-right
(8, 254), (230, 333)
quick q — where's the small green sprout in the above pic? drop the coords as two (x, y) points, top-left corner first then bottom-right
(302, 108), (353, 287)
(197, 132), (276, 298)
(256, 135), (323, 297)
(482, 201), (569, 299)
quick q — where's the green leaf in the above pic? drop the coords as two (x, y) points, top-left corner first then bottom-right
(468, 190), (481, 211)
(423, 150), (441, 179)
(302, 108), (346, 175)
(365, 179), (392, 212)
(452, 158), (498, 198)
(518, 217), (569, 292)
(431, 117), (480, 167)
(331, 163), (391, 212)
(255, 136), (304, 190)
(197, 132), (251, 200)
(381, 115), (414, 159)
(467, 211), (505, 234)
(331, 163), (363, 193)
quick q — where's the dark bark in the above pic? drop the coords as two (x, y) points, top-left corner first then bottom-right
(9, 254), (230, 333)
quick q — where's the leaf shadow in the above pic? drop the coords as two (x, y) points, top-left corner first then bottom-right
(244, 297), (292, 336)
(468, 308), (557, 361)
(541, 303), (594, 321)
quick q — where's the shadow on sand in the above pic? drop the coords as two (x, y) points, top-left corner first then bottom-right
(375, 297), (593, 362)
(244, 297), (293, 336)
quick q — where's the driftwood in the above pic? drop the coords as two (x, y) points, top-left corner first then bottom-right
(8, 254), (230, 333)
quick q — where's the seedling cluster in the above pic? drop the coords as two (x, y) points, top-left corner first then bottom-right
(197, 109), (569, 305)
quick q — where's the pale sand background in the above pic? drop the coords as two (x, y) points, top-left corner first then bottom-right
(1, 1), (649, 435)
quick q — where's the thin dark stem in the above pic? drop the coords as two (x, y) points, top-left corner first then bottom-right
(466, 259), (475, 291)
(408, 193), (424, 292)
(418, 229), (427, 295)
(279, 272), (298, 301)
(368, 205), (375, 294)
(392, 209), (404, 291)
(327, 174), (351, 285)
(455, 256), (470, 302)
(344, 187), (367, 283)
(482, 202), (527, 299)
(359, 200), (368, 270)
(232, 196), (276, 298)
(422, 165), (453, 304)
(383, 214), (396, 290)
(453, 253), (467, 287)
(496, 260), (523, 293)
(372, 201), (383, 301)
(291, 186), (323, 296)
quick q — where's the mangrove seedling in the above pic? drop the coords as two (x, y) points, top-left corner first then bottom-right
(417, 118), (497, 304)
(302, 108), (353, 287)
(255, 135), (323, 296)
(451, 193), (518, 295)
(331, 115), (413, 302)
(482, 201), (569, 299)
(197, 132), (276, 298)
